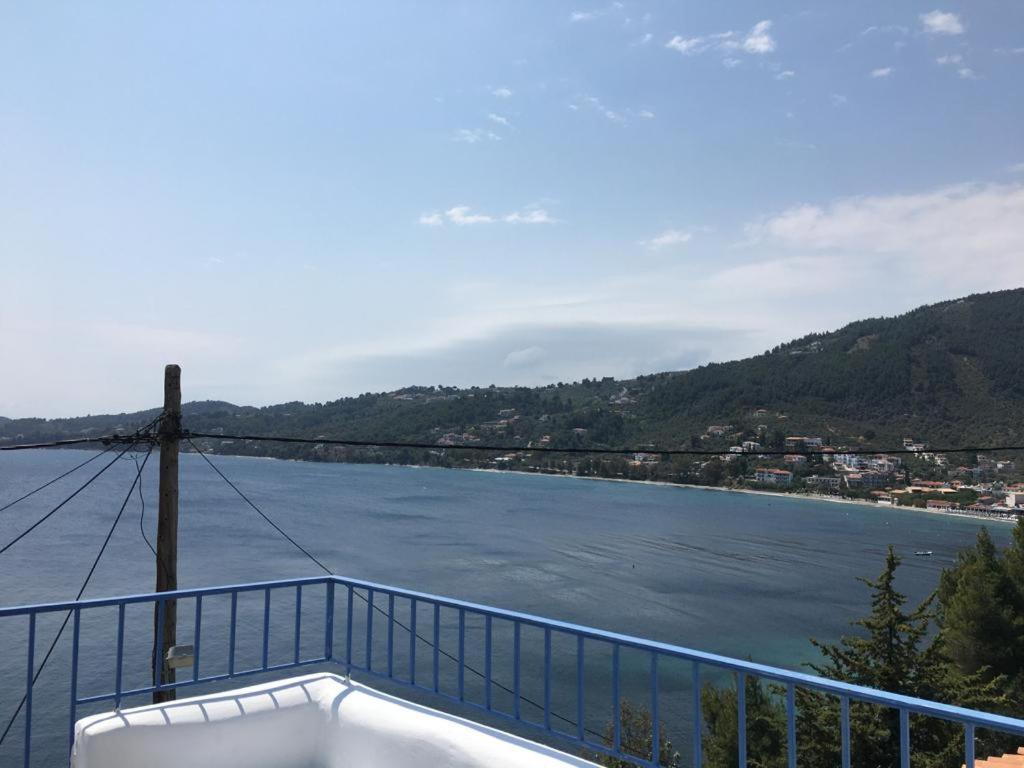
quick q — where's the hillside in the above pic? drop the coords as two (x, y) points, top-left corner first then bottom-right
(3, 289), (1023, 466)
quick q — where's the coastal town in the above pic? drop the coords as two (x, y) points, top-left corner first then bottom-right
(430, 405), (1024, 520)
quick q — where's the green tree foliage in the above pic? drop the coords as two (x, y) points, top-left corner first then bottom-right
(597, 698), (680, 767)
(936, 527), (1024, 684)
(701, 546), (1020, 768)
(701, 674), (787, 768)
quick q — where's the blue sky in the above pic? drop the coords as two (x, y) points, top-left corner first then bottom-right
(1, 2), (1022, 416)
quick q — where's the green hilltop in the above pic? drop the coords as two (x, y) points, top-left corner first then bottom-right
(3, 288), (1023, 463)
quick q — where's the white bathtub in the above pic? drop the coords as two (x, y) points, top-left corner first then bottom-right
(71, 673), (601, 768)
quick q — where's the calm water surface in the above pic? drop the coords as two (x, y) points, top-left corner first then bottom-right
(0, 449), (1010, 765)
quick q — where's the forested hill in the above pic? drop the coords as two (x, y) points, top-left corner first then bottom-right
(3, 289), (1023, 460)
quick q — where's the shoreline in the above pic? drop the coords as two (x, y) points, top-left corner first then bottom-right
(458, 466), (1018, 525)
(30, 447), (1016, 525)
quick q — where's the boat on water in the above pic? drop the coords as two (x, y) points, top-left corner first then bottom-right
(915, 550), (934, 556)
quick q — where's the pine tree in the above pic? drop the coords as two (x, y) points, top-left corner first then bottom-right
(701, 674), (787, 768)
(797, 547), (950, 768)
(937, 527), (1024, 686)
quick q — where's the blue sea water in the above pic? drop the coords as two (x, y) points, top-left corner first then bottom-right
(0, 449), (1011, 765)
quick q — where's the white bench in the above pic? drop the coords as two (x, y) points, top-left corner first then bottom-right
(71, 673), (601, 768)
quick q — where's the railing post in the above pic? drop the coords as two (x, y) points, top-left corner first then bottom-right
(324, 580), (335, 662)
(693, 661), (702, 768)
(899, 709), (910, 768)
(68, 608), (80, 756)
(841, 696), (850, 768)
(737, 671), (746, 768)
(24, 613), (35, 768)
(786, 683), (796, 768)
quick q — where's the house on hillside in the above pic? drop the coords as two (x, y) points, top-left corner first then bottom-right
(754, 468), (793, 487)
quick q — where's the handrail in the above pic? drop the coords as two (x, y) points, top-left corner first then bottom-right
(4, 574), (1024, 768)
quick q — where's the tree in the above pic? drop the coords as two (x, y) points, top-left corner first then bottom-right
(597, 699), (680, 767)
(936, 527), (1024, 684)
(702, 674), (787, 768)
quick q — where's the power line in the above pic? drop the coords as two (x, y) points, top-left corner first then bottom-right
(136, 454), (157, 559)
(0, 442), (139, 557)
(184, 430), (1024, 458)
(186, 438), (603, 739)
(0, 444), (153, 747)
(0, 445), (116, 515)
(0, 435), (147, 452)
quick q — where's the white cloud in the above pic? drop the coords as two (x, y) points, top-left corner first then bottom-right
(577, 94), (627, 123)
(723, 57), (742, 69)
(743, 20), (775, 54)
(445, 206), (494, 225)
(491, 87), (513, 98)
(920, 10), (964, 35)
(419, 205), (557, 226)
(487, 113), (511, 127)
(503, 208), (556, 224)
(1010, 162), (1024, 174)
(639, 32), (653, 45)
(453, 128), (501, 144)
(569, 3), (623, 23)
(666, 35), (705, 55)
(641, 229), (693, 250)
(775, 70), (796, 80)
(830, 93), (848, 106)
(667, 20), (775, 61)
(746, 182), (1024, 282)
(936, 53), (963, 65)
(638, 109), (655, 119)
(870, 67), (893, 78)
(957, 67), (976, 79)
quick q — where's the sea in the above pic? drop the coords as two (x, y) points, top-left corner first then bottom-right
(0, 449), (1012, 765)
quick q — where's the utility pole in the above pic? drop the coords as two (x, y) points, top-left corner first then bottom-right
(153, 364), (180, 703)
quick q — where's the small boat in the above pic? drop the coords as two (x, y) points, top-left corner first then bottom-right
(914, 550), (934, 556)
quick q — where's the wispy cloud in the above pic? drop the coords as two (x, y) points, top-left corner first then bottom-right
(936, 53), (963, 65)
(830, 93), (848, 107)
(491, 87), (513, 98)
(870, 67), (893, 78)
(957, 67), (976, 79)
(1010, 162), (1024, 174)
(920, 10), (964, 35)
(666, 20), (776, 61)
(638, 109), (655, 119)
(569, 2), (623, 23)
(487, 113), (511, 127)
(640, 229), (693, 250)
(742, 20), (775, 54)
(775, 70), (796, 80)
(419, 205), (557, 227)
(453, 128), (501, 144)
(746, 182), (1024, 283)
(503, 209), (556, 224)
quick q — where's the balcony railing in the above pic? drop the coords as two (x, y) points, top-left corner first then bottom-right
(2, 574), (1024, 767)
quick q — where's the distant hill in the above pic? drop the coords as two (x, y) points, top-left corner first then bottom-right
(3, 289), (1023, 461)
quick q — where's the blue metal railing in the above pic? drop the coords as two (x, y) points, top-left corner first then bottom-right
(3, 574), (1024, 767)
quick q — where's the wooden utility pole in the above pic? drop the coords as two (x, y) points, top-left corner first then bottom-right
(153, 364), (181, 703)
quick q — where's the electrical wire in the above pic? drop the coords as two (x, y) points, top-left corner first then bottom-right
(0, 445), (116, 515)
(135, 454), (156, 558)
(184, 430), (1024, 458)
(0, 435), (143, 452)
(186, 438), (604, 739)
(0, 444), (153, 747)
(0, 442), (139, 557)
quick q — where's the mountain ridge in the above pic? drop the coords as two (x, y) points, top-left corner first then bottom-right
(3, 288), (1023, 457)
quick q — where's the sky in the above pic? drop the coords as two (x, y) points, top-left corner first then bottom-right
(1, 2), (1022, 417)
